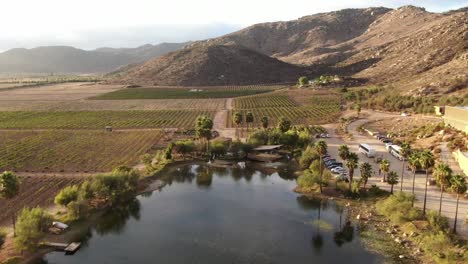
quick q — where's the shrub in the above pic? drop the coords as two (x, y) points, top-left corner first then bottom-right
(376, 192), (420, 224)
(78, 180), (94, 200)
(299, 145), (319, 169)
(91, 169), (140, 206)
(426, 210), (449, 233)
(14, 207), (52, 251)
(297, 170), (320, 190)
(67, 201), (89, 221)
(54, 185), (79, 207)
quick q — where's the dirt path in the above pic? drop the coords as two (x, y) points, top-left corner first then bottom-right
(213, 98), (236, 139)
(322, 110), (468, 239)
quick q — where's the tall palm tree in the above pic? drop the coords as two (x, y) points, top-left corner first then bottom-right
(0, 171), (20, 236)
(380, 159), (390, 182)
(433, 163), (452, 215)
(408, 152), (420, 207)
(359, 162), (373, 188)
(449, 174), (467, 234)
(399, 142), (411, 191)
(387, 171), (399, 194)
(346, 152), (359, 191)
(338, 145), (350, 161)
(315, 140), (328, 193)
(419, 150), (435, 216)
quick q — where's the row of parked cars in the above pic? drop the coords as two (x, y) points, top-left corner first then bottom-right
(323, 155), (348, 182)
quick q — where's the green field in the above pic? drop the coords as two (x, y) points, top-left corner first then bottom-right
(92, 86), (282, 100)
(0, 110), (215, 129)
(229, 92), (342, 127)
(0, 130), (164, 172)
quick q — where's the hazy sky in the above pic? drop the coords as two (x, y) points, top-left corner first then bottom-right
(0, 0), (466, 51)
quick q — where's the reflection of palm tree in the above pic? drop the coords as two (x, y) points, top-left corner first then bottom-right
(311, 199), (324, 252)
(333, 221), (354, 247)
(196, 167), (213, 187)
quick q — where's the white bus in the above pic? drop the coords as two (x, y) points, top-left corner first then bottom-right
(358, 143), (376, 158)
(389, 145), (404, 161)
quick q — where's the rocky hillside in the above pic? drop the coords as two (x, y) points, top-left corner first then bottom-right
(112, 6), (468, 90)
(0, 43), (187, 74)
(110, 44), (308, 86)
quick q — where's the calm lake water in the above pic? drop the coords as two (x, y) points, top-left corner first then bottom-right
(41, 162), (382, 264)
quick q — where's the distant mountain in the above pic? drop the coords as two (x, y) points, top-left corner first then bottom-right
(110, 44), (308, 86)
(112, 6), (467, 93)
(0, 42), (188, 74)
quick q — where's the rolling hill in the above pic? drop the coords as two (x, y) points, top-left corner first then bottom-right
(0, 42), (187, 74)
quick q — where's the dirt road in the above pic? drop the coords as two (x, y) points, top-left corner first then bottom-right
(213, 98), (237, 139)
(323, 110), (467, 238)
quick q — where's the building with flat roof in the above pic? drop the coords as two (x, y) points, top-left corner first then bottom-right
(442, 106), (468, 133)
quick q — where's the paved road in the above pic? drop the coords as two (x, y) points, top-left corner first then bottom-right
(322, 111), (467, 238)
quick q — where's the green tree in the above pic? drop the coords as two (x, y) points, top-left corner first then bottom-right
(408, 152), (420, 206)
(433, 163), (452, 215)
(338, 145), (350, 161)
(14, 207), (51, 251)
(0, 171), (20, 236)
(54, 185), (79, 207)
(399, 142), (411, 191)
(245, 112), (254, 131)
(164, 143), (174, 160)
(359, 162), (373, 188)
(298, 76), (309, 87)
(210, 140), (228, 159)
(419, 150), (435, 216)
(380, 159), (390, 182)
(346, 152), (359, 191)
(387, 171), (399, 194)
(277, 117), (291, 133)
(195, 115), (213, 151)
(315, 140), (328, 193)
(233, 112), (243, 138)
(449, 174), (467, 233)
(260, 116), (269, 129)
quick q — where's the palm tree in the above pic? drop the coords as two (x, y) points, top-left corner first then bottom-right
(338, 145), (350, 161)
(0, 171), (20, 236)
(233, 112), (243, 138)
(399, 142), (411, 191)
(433, 163), (452, 215)
(419, 150), (435, 216)
(387, 171), (399, 194)
(245, 112), (254, 131)
(359, 162), (373, 188)
(346, 152), (359, 190)
(260, 116), (269, 129)
(380, 159), (390, 182)
(315, 140), (328, 193)
(449, 174), (467, 234)
(408, 152), (420, 207)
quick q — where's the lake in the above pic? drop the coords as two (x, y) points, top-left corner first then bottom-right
(41, 162), (382, 264)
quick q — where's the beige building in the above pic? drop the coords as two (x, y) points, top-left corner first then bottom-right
(442, 106), (468, 133)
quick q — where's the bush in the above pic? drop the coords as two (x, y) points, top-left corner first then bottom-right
(54, 185), (79, 207)
(299, 145), (319, 169)
(297, 170), (320, 190)
(376, 192), (420, 224)
(78, 180), (94, 200)
(426, 210), (449, 233)
(420, 232), (463, 262)
(91, 169), (140, 206)
(14, 207), (52, 251)
(67, 201), (89, 221)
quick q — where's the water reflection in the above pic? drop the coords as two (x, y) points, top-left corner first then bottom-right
(94, 199), (141, 236)
(42, 162), (379, 264)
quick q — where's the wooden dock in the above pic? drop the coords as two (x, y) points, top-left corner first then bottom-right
(43, 241), (81, 254)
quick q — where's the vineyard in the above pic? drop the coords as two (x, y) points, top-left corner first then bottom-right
(0, 130), (165, 172)
(92, 85), (285, 100)
(0, 110), (215, 129)
(229, 92), (342, 127)
(0, 175), (84, 224)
